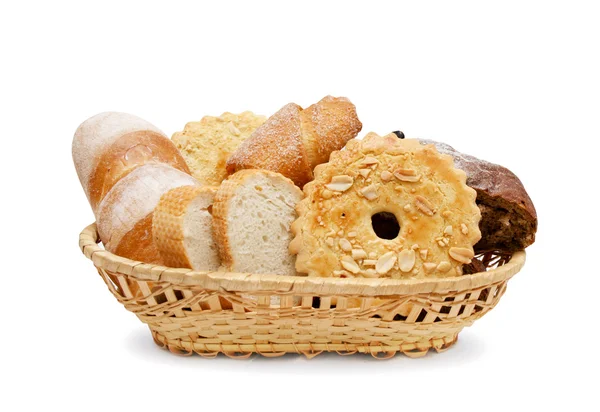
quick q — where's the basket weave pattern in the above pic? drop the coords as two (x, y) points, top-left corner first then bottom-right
(80, 223), (525, 359)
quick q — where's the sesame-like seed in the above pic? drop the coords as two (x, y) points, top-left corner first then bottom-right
(381, 170), (393, 181)
(437, 261), (452, 273)
(339, 238), (352, 252)
(423, 263), (437, 273)
(363, 269), (378, 278)
(340, 256), (360, 274)
(352, 249), (367, 260)
(326, 175), (354, 192)
(363, 259), (376, 266)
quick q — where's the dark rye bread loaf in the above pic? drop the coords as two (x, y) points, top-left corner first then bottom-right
(417, 139), (537, 253)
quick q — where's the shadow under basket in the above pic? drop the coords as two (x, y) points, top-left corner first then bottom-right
(79, 223), (525, 359)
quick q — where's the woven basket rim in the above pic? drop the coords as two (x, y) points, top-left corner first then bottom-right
(80, 223), (525, 296)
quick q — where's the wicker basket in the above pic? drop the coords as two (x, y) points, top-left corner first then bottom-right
(79, 223), (525, 359)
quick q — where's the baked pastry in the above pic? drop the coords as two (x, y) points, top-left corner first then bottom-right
(96, 163), (199, 264)
(172, 112), (266, 186)
(226, 96), (362, 187)
(290, 132), (482, 278)
(73, 111), (190, 213)
(212, 169), (303, 275)
(153, 186), (220, 271)
(415, 138), (537, 252)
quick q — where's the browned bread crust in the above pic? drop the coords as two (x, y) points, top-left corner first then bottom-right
(226, 104), (313, 188)
(152, 185), (219, 270)
(96, 164), (199, 263)
(418, 138), (537, 252)
(88, 130), (190, 211)
(226, 96), (362, 187)
(290, 133), (482, 279)
(171, 111), (266, 186)
(114, 214), (161, 264)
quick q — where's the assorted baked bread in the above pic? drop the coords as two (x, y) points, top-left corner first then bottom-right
(172, 112), (266, 186)
(153, 185), (220, 270)
(290, 133), (482, 278)
(212, 169), (303, 275)
(415, 138), (537, 252)
(227, 96), (362, 187)
(73, 97), (536, 288)
(73, 112), (190, 213)
(95, 163), (199, 264)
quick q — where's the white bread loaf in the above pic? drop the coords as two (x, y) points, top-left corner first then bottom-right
(72, 112), (190, 213)
(96, 163), (199, 264)
(152, 186), (220, 270)
(212, 170), (303, 275)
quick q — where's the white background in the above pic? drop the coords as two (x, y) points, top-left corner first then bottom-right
(1, 1), (598, 411)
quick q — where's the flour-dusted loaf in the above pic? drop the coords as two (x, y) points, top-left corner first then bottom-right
(416, 138), (537, 252)
(172, 112), (266, 186)
(73, 112), (190, 212)
(96, 163), (199, 264)
(226, 96), (362, 188)
(212, 170), (303, 275)
(153, 186), (220, 270)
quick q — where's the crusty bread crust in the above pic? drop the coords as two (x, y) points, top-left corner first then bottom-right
(172, 111), (265, 186)
(226, 96), (362, 188)
(226, 104), (314, 187)
(290, 133), (482, 279)
(417, 138), (537, 252)
(88, 130), (190, 212)
(300, 96), (363, 167)
(96, 164), (199, 260)
(212, 169), (303, 272)
(114, 213), (162, 264)
(153, 185), (218, 269)
(72, 112), (165, 202)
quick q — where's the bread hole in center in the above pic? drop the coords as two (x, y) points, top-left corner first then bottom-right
(371, 212), (400, 239)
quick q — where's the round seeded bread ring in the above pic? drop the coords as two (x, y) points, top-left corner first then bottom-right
(290, 133), (482, 279)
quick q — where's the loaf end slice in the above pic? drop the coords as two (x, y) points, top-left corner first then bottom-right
(96, 163), (199, 263)
(153, 185), (220, 270)
(212, 169), (303, 275)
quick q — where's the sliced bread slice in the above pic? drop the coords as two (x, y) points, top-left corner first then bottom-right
(153, 185), (220, 270)
(212, 169), (303, 275)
